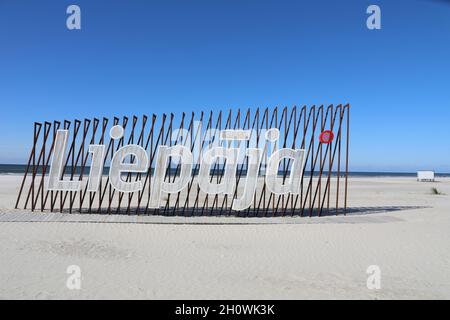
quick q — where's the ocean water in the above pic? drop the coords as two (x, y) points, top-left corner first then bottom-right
(1, 164), (449, 177)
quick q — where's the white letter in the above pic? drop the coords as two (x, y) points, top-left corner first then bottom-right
(48, 130), (81, 191)
(366, 5), (381, 30)
(109, 145), (148, 193)
(265, 148), (305, 195)
(198, 146), (238, 195)
(149, 145), (193, 208)
(66, 5), (81, 30)
(87, 145), (105, 191)
(232, 148), (262, 211)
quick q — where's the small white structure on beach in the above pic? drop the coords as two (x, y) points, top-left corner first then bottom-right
(417, 170), (435, 182)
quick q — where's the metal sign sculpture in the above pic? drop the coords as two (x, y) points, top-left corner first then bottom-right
(15, 105), (350, 217)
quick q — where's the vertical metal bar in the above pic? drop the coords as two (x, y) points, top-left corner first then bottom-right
(115, 115), (138, 213)
(255, 108), (272, 216)
(210, 111), (223, 214)
(87, 118), (108, 213)
(274, 107), (295, 215)
(133, 114), (153, 214)
(335, 106), (343, 215)
(344, 104), (350, 215)
(173, 112), (195, 215)
(64, 119), (91, 212)
(261, 107), (278, 217)
(182, 111), (206, 216)
(327, 106), (334, 213)
(36, 122), (51, 211)
(251, 108), (260, 215)
(48, 121), (61, 212)
(159, 113), (174, 215)
(17, 122), (42, 209)
(38, 120), (60, 211)
(287, 106), (304, 216)
(217, 110), (233, 215)
(31, 125), (36, 211)
(309, 106), (315, 216)
(28, 123), (51, 211)
(82, 118), (102, 212)
(60, 119), (82, 212)
(191, 111), (213, 215)
(146, 113), (172, 215)
(54, 120), (71, 212)
(77, 118), (98, 212)
(201, 111), (218, 215)
(97, 117), (119, 212)
(123, 115), (148, 214)
(226, 109), (251, 216)
(139, 114), (163, 215)
(318, 106), (324, 213)
(290, 106), (297, 213)
(290, 106), (318, 216)
(163, 113), (185, 215)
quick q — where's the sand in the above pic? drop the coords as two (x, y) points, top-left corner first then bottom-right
(0, 175), (450, 299)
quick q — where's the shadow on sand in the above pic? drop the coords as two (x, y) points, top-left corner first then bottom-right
(3, 205), (429, 225)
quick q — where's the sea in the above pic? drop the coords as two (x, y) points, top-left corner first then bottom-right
(0, 164), (449, 177)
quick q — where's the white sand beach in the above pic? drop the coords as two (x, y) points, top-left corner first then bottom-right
(1, 175), (450, 299)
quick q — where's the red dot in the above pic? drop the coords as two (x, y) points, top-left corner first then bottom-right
(319, 130), (334, 144)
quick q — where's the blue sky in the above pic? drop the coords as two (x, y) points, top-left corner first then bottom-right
(0, 0), (449, 172)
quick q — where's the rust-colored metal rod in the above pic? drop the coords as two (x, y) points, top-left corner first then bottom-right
(31, 122), (52, 211)
(344, 104), (350, 215)
(179, 111), (205, 215)
(189, 111), (213, 214)
(78, 118), (100, 211)
(64, 119), (91, 212)
(60, 120), (82, 211)
(115, 115), (139, 213)
(256, 107), (278, 216)
(172, 112), (195, 215)
(163, 113), (186, 215)
(125, 115), (148, 215)
(98, 117), (126, 213)
(85, 118), (108, 213)
(139, 114), (165, 214)
(25, 122), (52, 210)
(135, 114), (159, 214)
(231, 108), (260, 217)
(47, 121), (61, 211)
(335, 107), (343, 215)
(15, 122), (42, 209)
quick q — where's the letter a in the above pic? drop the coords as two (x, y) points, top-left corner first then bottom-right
(366, 5), (381, 30)
(265, 148), (305, 195)
(66, 5), (81, 30)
